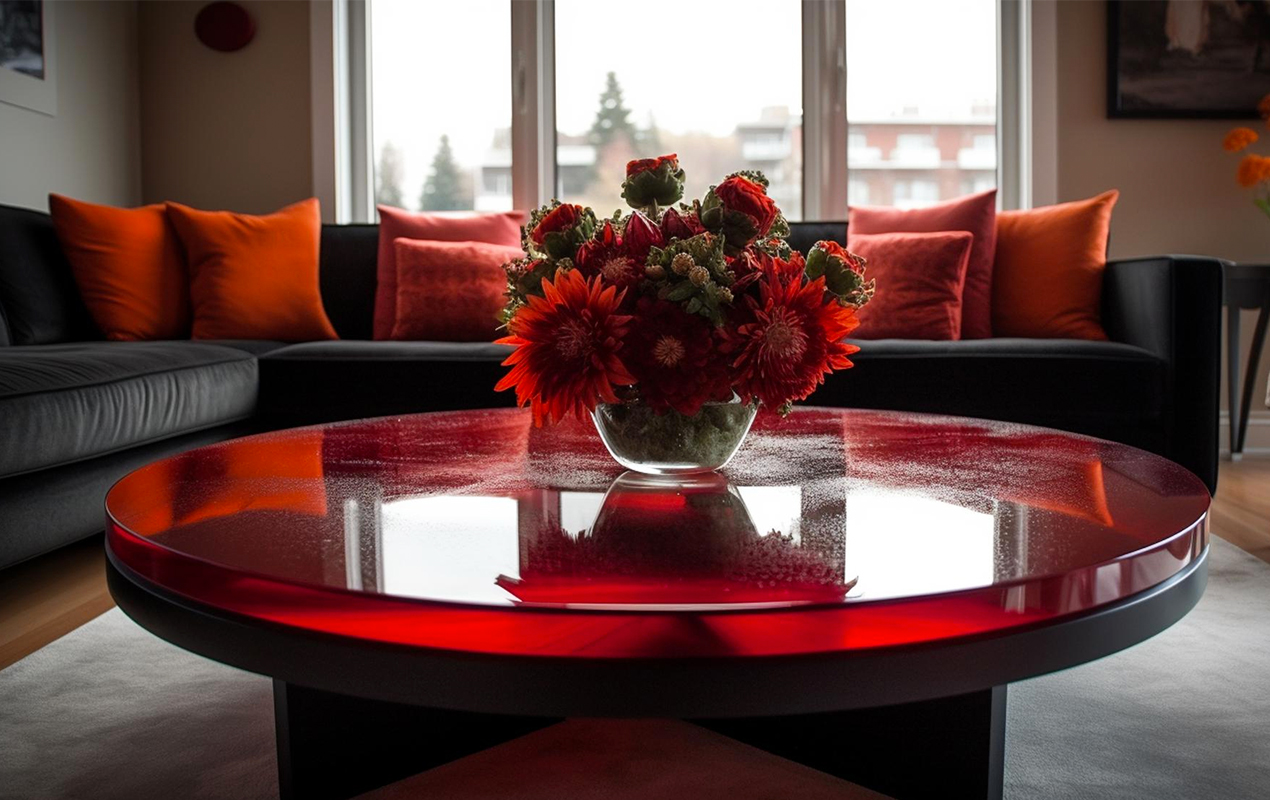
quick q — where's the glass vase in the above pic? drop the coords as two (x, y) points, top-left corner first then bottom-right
(590, 394), (757, 475)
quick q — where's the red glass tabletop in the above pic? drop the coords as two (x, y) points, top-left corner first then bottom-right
(105, 408), (1209, 660)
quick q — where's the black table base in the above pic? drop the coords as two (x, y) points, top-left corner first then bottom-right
(273, 680), (1006, 800)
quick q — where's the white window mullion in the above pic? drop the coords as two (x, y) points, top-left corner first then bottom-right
(346, 0), (374, 222)
(999, 0), (1051, 211)
(511, 0), (556, 212)
(802, 0), (848, 222)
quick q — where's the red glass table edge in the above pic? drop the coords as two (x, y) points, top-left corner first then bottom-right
(104, 505), (1209, 659)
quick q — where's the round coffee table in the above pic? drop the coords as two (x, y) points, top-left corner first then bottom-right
(105, 408), (1210, 800)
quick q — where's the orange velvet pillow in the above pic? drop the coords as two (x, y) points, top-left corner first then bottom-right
(375, 205), (526, 340)
(48, 194), (190, 341)
(166, 198), (337, 342)
(391, 238), (525, 341)
(992, 190), (1119, 340)
(846, 231), (974, 340)
(849, 190), (997, 340)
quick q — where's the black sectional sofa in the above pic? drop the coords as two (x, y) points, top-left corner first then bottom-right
(0, 203), (1223, 570)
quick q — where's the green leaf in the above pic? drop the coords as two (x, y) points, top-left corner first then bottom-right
(666, 281), (697, 301)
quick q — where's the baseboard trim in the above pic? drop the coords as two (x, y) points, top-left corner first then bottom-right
(1219, 412), (1270, 458)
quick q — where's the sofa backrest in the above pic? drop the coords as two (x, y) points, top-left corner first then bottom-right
(0, 204), (99, 345)
(787, 221), (847, 254)
(319, 223), (379, 340)
(0, 204), (849, 344)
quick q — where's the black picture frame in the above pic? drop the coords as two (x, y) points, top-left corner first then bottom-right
(1107, 0), (1270, 119)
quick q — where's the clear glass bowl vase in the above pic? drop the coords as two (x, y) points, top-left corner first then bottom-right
(590, 395), (758, 475)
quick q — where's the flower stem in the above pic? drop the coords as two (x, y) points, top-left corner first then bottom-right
(1256, 196), (1270, 221)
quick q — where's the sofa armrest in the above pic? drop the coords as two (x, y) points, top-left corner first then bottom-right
(1102, 255), (1224, 493)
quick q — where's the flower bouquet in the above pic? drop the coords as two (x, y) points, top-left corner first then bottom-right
(495, 155), (874, 474)
(1223, 93), (1270, 218)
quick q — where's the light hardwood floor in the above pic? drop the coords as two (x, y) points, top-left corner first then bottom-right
(1, 461), (1267, 670)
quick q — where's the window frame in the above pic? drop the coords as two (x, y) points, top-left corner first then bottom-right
(329, 0), (1037, 223)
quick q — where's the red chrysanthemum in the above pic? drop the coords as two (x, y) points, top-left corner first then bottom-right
(495, 268), (636, 424)
(575, 221), (644, 290)
(723, 263), (860, 409)
(624, 298), (735, 416)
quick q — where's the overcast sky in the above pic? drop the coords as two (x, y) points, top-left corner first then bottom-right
(372, 0), (997, 197)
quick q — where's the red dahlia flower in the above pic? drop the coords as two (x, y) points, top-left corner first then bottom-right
(495, 268), (636, 424)
(625, 298), (735, 416)
(724, 264), (860, 410)
(576, 220), (644, 290)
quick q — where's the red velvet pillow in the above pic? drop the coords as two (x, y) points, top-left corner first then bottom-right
(375, 206), (525, 340)
(847, 231), (974, 340)
(849, 190), (996, 339)
(391, 238), (525, 342)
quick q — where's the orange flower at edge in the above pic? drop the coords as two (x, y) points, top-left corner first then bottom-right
(1224, 127), (1259, 153)
(495, 268), (636, 425)
(1258, 93), (1270, 120)
(1237, 154), (1270, 188)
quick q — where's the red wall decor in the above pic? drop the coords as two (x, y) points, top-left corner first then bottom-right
(194, 2), (256, 53)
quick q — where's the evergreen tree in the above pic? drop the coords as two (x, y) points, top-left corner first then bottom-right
(588, 71), (638, 148)
(375, 141), (405, 208)
(420, 135), (470, 210)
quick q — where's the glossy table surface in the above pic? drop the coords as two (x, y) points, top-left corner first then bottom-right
(106, 408), (1210, 660)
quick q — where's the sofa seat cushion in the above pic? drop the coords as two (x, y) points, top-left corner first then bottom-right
(259, 340), (515, 424)
(0, 342), (259, 478)
(820, 338), (1167, 450)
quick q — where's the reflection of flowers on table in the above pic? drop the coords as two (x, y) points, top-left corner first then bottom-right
(497, 473), (851, 606)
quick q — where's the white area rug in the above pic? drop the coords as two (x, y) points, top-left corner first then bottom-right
(1, 538), (1268, 799)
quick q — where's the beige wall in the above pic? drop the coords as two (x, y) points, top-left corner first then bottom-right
(0, 1), (141, 210)
(138, 0), (312, 215)
(1056, 0), (1270, 452)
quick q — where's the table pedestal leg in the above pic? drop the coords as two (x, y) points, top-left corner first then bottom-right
(273, 680), (558, 800)
(1229, 307), (1243, 460)
(697, 685), (1007, 800)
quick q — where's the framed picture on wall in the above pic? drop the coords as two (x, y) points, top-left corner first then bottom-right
(0, 0), (56, 116)
(1108, 0), (1270, 119)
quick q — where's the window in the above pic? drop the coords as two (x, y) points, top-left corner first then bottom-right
(845, 0), (998, 209)
(892, 178), (940, 209)
(553, 0), (802, 218)
(369, 0), (511, 212)
(355, 0), (1013, 222)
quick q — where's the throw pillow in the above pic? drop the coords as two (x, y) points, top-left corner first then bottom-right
(48, 194), (190, 341)
(847, 231), (975, 340)
(992, 190), (1119, 341)
(849, 189), (997, 339)
(391, 238), (525, 342)
(166, 198), (338, 341)
(374, 205), (525, 340)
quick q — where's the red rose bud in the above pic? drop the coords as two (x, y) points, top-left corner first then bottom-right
(806, 240), (873, 309)
(661, 206), (706, 241)
(622, 211), (664, 261)
(530, 203), (583, 246)
(528, 203), (595, 260)
(621, 154), (686, 210)
(714, 176), (779, 238)
(626, 153), (679, 178)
